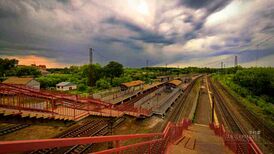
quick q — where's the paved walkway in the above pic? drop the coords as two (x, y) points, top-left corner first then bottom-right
(194, 79), (211, 125)
(168, 124), (233, 154)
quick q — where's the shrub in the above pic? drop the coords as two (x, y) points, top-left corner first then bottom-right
(96, 78), (111, 90)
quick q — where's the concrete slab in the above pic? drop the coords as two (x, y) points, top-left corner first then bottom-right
(168, 124), (233, 154)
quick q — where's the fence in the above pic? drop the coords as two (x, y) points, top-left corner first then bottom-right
(209, 123), (263, 154)
(0, 119), (191, 154)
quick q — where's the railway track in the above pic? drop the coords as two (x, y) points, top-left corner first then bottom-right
(146, 76), (202, 154)
(208, 77), (251, 153)
(29, 117), (125, 154)
(0, 123), (30, 136)
(63, 123), (109, 154)
(214, 80), (274, 151)
(31, 119), (108, 154)
(169, 76), (202, 123)
(155, 75), (202, 132)
(208, 77), (244, 134)
(63, 117), (125, 154)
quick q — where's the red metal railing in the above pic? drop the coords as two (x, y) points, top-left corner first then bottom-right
(0, 83), (154, 118)
(209, 123), (263, 154)
(0, 119), (191, 154)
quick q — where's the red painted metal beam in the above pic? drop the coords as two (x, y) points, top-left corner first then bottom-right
(0, 133), (162, 153)
(94, 139), (164, 154)
(0, 83), (110, 106)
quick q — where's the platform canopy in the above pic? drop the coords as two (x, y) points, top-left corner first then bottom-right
(168, 80), (182, 87)
(121, 80), (144, 88)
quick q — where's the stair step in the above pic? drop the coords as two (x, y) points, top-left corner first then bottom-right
(185, 137), (196, 150)
(180, 136), (190, 146)
(174, 136), (185, 145)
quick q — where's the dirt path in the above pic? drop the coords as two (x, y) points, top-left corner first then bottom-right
(194, 78), (211, 125)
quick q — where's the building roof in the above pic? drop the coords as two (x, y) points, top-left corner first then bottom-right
(168, 79), (182, 87)
(56, 82), (76, 86)
(121, 80), (144, 88)
(2, 77), (34, 85)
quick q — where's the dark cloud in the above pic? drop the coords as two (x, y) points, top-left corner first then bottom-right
(0, 1), (27, 18)
(95, 37), (144, 51)
(181, 0), (212, 9)
(105, 17), (175, 45)
(180, 0), (231, 12)
(0, 0), (273, 67)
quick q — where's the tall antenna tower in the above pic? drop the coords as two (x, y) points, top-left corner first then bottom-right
(234, 56), (238, 67)
(221, 61), (223, 69)
(89, 48), (93, 64)
(88, 48), (94, 87)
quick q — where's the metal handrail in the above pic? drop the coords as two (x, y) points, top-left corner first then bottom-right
(0, 119), (192, 154)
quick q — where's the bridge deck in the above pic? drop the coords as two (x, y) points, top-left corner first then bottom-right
(168, 124), (232, 154)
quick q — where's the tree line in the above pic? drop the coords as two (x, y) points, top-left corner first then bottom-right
(0, 58), (41, 80)
(233, 67), (274, 99)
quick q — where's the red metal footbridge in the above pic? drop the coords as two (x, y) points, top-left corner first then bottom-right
(0, 83), (150, 120)
(0, 119), (191, 153)
(0, 119), (263, 154)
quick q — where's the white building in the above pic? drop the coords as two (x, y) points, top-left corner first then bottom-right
(56, 82), (77, 91)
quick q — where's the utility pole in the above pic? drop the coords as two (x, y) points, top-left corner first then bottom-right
(88, 48), (94, 87)
(146, 60), (149, 68)
(234, 56), (238, 67)
(166, 63), (167, 75)
(224, 63), (226, 74)
(177, 65), (180, 77)
(221, 61), (223, 69)
(89, 48), (93, 64)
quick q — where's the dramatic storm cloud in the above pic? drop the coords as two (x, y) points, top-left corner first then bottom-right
(0, 0), (274, 67)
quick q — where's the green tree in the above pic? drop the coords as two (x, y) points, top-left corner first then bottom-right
(36, 74), (71, 88)
(96, 78), (111, 90)
(104, 61), (123, 83)
(112, 76), (132, 86)
(233, 68), (274, 97)
(15, 66), (41, 77)
(0, 58), (18, 77)
(87, 64), (104, 86)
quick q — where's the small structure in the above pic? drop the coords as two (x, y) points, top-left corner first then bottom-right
(31, 64), (50, 76)
(2, 77), (40, 89)
(39, 69), (50, 76)
(38, 65), (46, 69)
(180, 76), (192, 83)
(56, 82), (77, 91)
(120, 80), (144, 91)
(166, 79), (182, 91)
(156, 76), (173, 82)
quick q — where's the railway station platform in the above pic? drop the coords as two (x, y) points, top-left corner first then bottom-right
(168, 123), (233, 154)
(102, 82), (164, 105)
